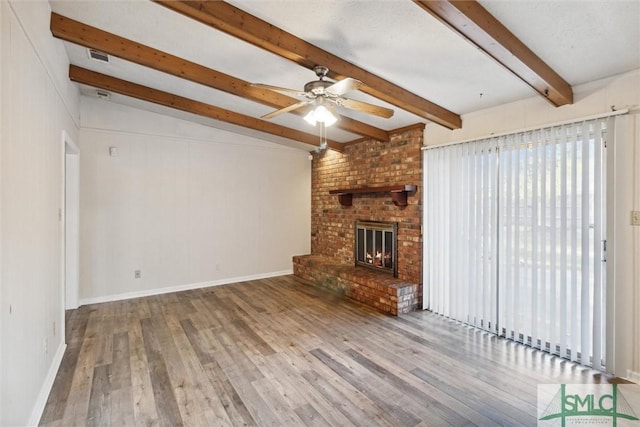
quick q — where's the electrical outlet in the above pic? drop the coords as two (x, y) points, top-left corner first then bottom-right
(631, 211), (640, 226)
(134, 270), (141, 279)
(44, 338), (48, 355)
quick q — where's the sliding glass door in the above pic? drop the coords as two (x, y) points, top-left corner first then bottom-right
(424, 117), (608, 370)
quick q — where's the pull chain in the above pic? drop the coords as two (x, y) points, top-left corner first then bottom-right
(318, 122), (327, 150)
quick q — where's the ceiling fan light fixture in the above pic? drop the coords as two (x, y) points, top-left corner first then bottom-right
(303, 109), (316, 126)
(316, 104), (338, 126)
(304, 103), (337, 127)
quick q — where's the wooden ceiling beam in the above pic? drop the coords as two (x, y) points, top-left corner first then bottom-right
(51, 13), (387, 142)
(413, 0), (573, 107)
(153, 1), (462, 130)
(69, 65), (343, 151)
(344, 123), (426, 146)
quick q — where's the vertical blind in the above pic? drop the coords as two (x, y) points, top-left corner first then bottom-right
(424, 140), (498, 332)
(424, 117), (609, 370)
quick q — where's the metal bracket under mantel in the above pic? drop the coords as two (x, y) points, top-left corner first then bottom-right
(329, 184), (417, 207)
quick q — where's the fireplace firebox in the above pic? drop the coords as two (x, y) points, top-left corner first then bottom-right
(354, 221), (398, 277)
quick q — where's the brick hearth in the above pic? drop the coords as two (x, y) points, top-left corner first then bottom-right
(293, 255), (421, 315)
(293, 124), (424, 315)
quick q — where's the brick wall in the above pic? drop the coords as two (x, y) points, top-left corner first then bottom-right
(310, 124), (424, 283)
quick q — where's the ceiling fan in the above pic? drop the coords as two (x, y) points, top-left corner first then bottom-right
(253, 66), (394, 127)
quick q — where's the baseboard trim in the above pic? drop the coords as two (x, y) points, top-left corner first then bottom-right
(626, 369), (640, 383)
(30, 341), (67, 426)
(78, 270), (293, 306)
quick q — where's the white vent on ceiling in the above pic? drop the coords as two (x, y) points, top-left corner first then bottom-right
(96, 90), (111, 100)
(87, 48), (109, 63)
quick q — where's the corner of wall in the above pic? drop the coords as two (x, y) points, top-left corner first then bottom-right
(28, 342), (66, 426)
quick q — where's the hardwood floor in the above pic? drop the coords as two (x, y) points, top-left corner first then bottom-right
(41, 275), (614, 426)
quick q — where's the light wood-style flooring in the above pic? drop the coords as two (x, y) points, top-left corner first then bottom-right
(41, 275), (615, 426)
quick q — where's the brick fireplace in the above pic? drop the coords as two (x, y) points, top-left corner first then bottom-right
(293, 124), (424, 315)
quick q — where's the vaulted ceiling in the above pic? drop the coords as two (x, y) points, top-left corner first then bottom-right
(49, 0), (640, 152)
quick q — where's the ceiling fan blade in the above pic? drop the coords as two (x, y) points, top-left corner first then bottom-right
(325, 78), (363, 96)
(338, 98), (394, 119)
(261, 100), (310, 119)
(251, 83), (306, 97)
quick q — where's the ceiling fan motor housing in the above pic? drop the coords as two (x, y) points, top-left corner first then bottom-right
(304, 80), (333, 96)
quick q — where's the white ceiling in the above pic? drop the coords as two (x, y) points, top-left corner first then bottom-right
(50, 0), (640, 150)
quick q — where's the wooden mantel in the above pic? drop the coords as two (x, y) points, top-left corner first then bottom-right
(329, 184), (417, 207)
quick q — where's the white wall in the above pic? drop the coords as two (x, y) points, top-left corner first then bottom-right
(1, 4), (5, 424)
(79, 97), (311, 303)
(425, 70), (639, 145)
(425, 69), (640, 379)
(0, 1), (80, 425)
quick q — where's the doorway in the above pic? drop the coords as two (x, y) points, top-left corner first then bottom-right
(63, 131), (79, 310)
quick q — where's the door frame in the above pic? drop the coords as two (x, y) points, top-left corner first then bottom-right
(61, 130), (79, 318)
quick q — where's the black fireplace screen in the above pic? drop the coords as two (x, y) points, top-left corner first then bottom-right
(354, 221), (398, 277)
